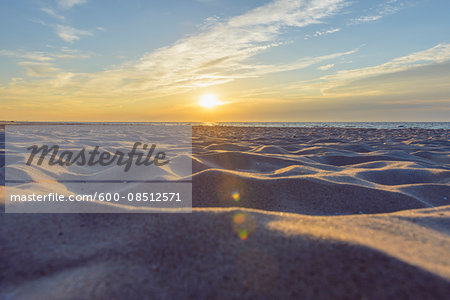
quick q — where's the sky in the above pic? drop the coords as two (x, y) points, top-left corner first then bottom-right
(0, 0), (449, 122)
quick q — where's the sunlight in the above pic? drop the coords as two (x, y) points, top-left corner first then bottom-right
(199, 94), (222, 108)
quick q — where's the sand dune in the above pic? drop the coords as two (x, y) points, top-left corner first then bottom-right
(1, 125), (450, 299)
(1, 207), (449, 299)
(192, 127), (449, 214)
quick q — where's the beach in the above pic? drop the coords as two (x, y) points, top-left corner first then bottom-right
(1, 125), (449, 299)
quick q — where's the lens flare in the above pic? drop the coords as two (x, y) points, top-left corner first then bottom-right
(232, 191), (240, 202)
(232, 212), (256, 241)
(233, 213), (246, 224)
(238, 229), (248, 240)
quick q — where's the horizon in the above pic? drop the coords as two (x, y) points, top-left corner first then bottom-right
(1, 120), (449, 124)
(1, 0), (449, 121)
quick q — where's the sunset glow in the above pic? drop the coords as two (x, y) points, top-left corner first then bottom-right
(0, 0), (449, 121)
(199, 94), (222, 109)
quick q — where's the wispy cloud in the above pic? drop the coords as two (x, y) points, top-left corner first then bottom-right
(316, 44), (450, 96)
(353, 15), (382, 23)
(279, 43), (450, 97)
(351, 0), (404, 24)
(41, 7), (65, 20)
(1, 48), (90, 79)
(323, 61), (450, 98)
(243, 49), (355, 77)
(228, 0), (345, 27)
(1, 49), (51, 62)
(1, 0), (352, 104)
(56, 25), (92, 43)
(106, 0), (348, 93)
(323, 44), (450, 83)
(315, 27), (340, 36)
(58, 0), (87, 9)
(17, 62), (60, 77)
(0, 48), (91, 61)
(37, 2), (97, 43)
(305, 27), (340, 39)
(318, 63), (334, 71)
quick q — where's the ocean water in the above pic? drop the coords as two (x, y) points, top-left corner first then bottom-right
(191, 122), (450, 129)
(2, 122), (450, 129)
(86, 122), (449, 129)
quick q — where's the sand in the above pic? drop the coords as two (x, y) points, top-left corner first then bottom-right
(1, 125), (449, 299)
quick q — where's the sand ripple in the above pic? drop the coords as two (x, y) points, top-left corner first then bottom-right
(1, 126), (449, 299)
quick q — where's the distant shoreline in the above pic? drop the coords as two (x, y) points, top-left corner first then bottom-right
(1, 121), (449, 130)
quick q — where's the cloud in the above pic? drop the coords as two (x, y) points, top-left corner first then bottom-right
(113, 0), (347, 92)
(2, 0), (350, 101)
(18, 62), (60, 77)
(316, 44), (450, 96)
(351, 0), (404, 24)
(56, 25), (92, 43)
(323, 61), (450, 97)
(0, 49), (91, 61)
(315, 27), (340, 36)
(243, 49), (355, 77)
(41, 7), (65, 20)
(58, 0), (87, 9)
(305, 27), (340, 39)
(318, 63), (334, 71)
(352, 15), (382, 23)
(35, 6), (95, 43)
(323, 44), (450, 83)
(278, 43), (450, 98)
(0, 49), (52, 62)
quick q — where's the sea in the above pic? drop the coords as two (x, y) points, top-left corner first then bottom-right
(2, 122), (450, 129)
(186, 122), (450, 129)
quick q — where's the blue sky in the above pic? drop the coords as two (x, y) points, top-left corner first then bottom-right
(1, 0), (449, 121)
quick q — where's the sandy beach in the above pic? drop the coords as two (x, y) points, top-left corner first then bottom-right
(1, 125), (449, 299)
(2, 0), (450, 298)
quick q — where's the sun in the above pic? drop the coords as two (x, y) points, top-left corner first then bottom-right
(199, 94), (222, 108)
